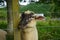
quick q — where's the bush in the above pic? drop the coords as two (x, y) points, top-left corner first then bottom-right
(0, 20), (7, 29)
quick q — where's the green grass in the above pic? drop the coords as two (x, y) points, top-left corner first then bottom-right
(36, 20), (60, 40)
(0, 8), (7, 19)
(20, 3), (52, 13)
(0, 3), (54, 18)
(37, 27), (60, 40)
(0, 20), (7, 29)
(37, 20), (60, 26)
(0, 3), (60, 40)
(0, 19), (60, 40)
(20, 3), (55, 16)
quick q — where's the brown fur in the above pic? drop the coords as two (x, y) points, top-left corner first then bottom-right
(0, 29), (7, 40)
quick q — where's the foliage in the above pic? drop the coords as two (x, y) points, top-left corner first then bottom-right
(0, 1), (60, 40)
(20, 3), (54, 17)
(0, 8), (7, 19)
(37, 19), (60, 26)
(37, 26), (60, 40)
(0, 20), (7, 29)
(36, 20), (60, 40)
(0, 19), (60, 40)
(37, 0), (60, 18)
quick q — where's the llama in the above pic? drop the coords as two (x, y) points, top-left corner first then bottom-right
(0, 29), (7, 40)
(18, 10), (38, 40)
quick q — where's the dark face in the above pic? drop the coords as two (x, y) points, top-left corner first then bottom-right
(18, 12), (35, 29)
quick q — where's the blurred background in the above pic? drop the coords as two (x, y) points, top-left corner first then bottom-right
(0, 0), (60, 40)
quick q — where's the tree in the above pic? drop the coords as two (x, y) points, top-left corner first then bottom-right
(7, 0), (21, 40)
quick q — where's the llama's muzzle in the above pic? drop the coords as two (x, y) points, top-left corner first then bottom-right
(33, 14), (45, 20)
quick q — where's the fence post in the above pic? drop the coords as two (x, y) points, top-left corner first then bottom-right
(7, 0), (21, 40)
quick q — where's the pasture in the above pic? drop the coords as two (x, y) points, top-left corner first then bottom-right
(0, 3), (60, 40)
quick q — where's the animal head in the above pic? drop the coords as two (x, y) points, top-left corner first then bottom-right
(19, 10), (35, 27)
(21, 10), (35, 21)
(18, 10), (45, 29)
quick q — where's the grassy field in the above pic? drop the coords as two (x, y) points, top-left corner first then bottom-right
(0, 3), (60, 40)
(37, 20), (60, 40)
(0, 19), (60, 40)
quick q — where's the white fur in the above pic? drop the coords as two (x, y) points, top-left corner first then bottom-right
(21, 19), (38, 40)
